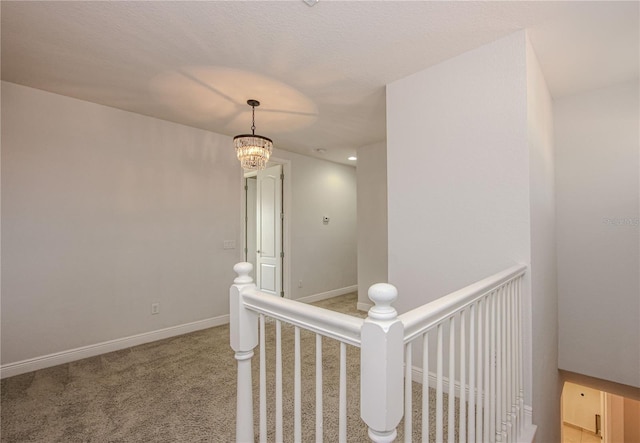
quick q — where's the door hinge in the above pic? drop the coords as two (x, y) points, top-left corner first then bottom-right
(244, 185), (248, 191)
(280, 173), (284, 180)
(280, 213), (284, 220)
(280, 252), (284, 258)
(280, 291), (284, 298)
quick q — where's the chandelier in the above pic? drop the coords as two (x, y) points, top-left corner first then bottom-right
(233, 99), (273, 171)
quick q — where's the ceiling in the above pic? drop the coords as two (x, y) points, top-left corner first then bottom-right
(2, 1), (638, 165)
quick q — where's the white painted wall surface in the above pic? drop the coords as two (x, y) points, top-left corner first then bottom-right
(387, 32), (530, 314)
(387, 29), (530, 390)
(270, 149), (357, 300)
(555, 80), (640, 388)
(387, 31), (559, 440)
(356, 141), (388, 309)
(526, 37), (561, 443)
(1, 81), (241, 365)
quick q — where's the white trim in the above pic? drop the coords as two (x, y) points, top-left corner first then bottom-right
(1, 314), (230, 379)
(357, 301), (373, 312)
(410, 365), (472, 399)
(519, 406), (537, 443)
(295, 285), (358, 304)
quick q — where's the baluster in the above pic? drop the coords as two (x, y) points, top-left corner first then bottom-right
(469, 303), (476, 443)
(405, 343), (413, 443)
(458, 309), (467, 443)
(361, 283), (404, 443)
(422, 333), (429, 443)
(504, 281), (513, 442)
(485, 292), (492, 443)
(259, 315), (267, 442)
(275, 320), (283, 442)
(510, 280), (518, 438)
(517, 278), (524, 436)
(477, 299), (484, 442)
(448, 316), (455, 443)
(496, 288), (503, 442)
(294, 326), (302, 442)
(230, 262), (259, 443)
(340, 342), (347, 443)
(436, 323), (444, 443)
(501, 286), (507, 442)
(460, 309), (467, 443)
(316, 334), (323, 443)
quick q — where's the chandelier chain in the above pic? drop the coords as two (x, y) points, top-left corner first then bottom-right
(251, 105), (256, 135)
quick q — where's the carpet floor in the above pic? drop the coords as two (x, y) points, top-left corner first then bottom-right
(1, 293), (458, 442)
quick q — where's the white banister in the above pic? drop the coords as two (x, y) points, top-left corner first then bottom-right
(360, 283), (404, 443)
(241, 288), (364, 346)
(400, 265), (526, 343)
(229, 262), (258, 443)
(230, 262), (532, 443)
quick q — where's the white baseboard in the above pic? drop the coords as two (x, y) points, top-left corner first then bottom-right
(519, 406), (537, 443)
(295, 285), (357, 304)
(1, 314), (230, 379)
(2, 286), (358, 379)
(357, 301), (373, 312)
(410, 365), (472, 398)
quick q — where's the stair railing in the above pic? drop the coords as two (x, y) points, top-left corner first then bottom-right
(397, 264), (527, 443)
(230, 262), (530, 443)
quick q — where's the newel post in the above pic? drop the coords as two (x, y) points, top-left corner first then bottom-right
(361, 283), (405, 443)
(230, 262), (258, 443)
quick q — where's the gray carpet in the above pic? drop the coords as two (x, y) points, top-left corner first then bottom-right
(1, 293), (459, 442)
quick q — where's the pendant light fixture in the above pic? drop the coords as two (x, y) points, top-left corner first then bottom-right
(233, 99), (273, 171)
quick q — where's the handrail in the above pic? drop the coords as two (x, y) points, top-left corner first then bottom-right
(399, 264), (526, 344)
(241, 287), (365, 347)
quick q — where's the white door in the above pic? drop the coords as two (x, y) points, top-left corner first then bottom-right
(256, 164), (282, 297)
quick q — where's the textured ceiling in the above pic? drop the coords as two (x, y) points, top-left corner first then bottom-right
(2, 1), (638, 165)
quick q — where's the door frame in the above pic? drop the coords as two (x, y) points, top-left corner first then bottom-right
(240, 156), (291, 298)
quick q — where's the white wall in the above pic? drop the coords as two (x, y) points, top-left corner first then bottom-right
(1, 81), (241, 367)
(271, 149), (357, 300)
(526, 37), (561, 442)
(356, 141), (388, 309)
(555, 80), (640, 388)
(387, 32), (530, 313)
(387, 31), (559, 441)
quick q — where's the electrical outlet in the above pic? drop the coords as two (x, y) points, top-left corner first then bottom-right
(151, 303), (160, 315)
